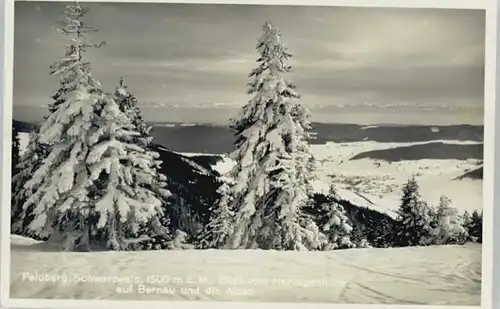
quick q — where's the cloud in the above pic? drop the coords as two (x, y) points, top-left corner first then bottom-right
(13, 2), (485, 125)
(109, 54), (255, 74)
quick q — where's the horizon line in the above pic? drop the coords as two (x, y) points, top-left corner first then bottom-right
(12, 118), (485, 128)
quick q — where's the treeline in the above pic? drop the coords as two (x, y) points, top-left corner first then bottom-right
(393, 177), (482, 246)
(301, 178), (482, 250)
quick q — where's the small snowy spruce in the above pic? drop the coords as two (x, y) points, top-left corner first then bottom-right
(365, 216), (394, 248)
(197, 181), (236, 249)
(430, 196), (467, 245)
(317, 186), (355, 250)
(460, 210), (476, 243)
(468, 210), (483, 243)
(221, 21), (321, 250)
(461, 210), (472, 230)
(350, 224), (371, 249)
(167, 230), (195, 250)
(11, 131), (51, 235)
(394, 176), (433, 247)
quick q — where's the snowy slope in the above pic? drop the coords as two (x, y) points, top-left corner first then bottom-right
(10, 235), (481, 305)
(181, 140), (483, 217)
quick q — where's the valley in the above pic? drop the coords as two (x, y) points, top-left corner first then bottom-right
(15, 120), (484, 218)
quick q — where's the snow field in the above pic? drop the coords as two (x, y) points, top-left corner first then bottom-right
(309, 141), (482, 215)
(10, 235), (481, 305)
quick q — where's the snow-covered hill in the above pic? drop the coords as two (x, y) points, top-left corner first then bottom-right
(10, 235), (481, 305)
(182, 140), (483, 217)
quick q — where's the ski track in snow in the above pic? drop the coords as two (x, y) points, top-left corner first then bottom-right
(10, 235), (481, 305)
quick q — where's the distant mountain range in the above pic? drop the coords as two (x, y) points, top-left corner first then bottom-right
(14, 119), (484, 169)
(350, 142), (483, 162)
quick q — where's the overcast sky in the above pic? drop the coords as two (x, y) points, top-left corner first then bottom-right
(13, 2), (485, 125)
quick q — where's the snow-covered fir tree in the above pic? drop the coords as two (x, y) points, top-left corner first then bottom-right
(394, 177), (433, 247)
(460, 210), (476, 242)
(165, 230), (195, 250)
(11, 2), (103, 235)
(197, 180), (235, 249)
(11, 130), (51, 235)
(461, 210), (472, 228)
(24, 90), (170, 251)
(114, 77), (217, 245)
(365, 215), (394, 248)
(220, 21), (322, 250)
(114, 78), (150, 146)
(430, 196), (467, 245)
(350, 224), (371, 248)
(18, 2), (169, 251)
(112, 78), (183, 250)
(317, 186), (355, 250)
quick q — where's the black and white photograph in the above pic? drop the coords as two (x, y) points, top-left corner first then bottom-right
(1, 0), (496, 307)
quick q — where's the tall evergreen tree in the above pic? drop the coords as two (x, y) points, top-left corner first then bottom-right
(18, 2), (168, 251)
(216, 21), (322, 250)
(113, 78), (175, 249)
(394, 177), (433, 247)
(11, 2), (104, 235)
(114, 79), (217, 242)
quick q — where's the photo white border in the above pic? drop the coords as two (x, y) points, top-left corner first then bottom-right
(0, 0), (497, 308)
